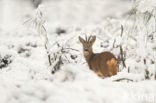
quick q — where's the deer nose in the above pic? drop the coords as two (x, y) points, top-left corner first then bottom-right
(84, 49), (88, 51)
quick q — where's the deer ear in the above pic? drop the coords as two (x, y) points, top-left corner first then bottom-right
(79, 36), (85, 44)
(90, 36), (96, 44)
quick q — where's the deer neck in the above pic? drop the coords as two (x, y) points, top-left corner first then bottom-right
(84, 51), (94, 63)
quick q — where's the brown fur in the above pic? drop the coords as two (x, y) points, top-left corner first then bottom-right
(79, 36), (117, 77)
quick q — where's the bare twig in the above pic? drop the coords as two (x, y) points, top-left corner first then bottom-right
(113, 78), (133, 82)
(44, 43), (52, 65)
(120, 25), (124, 37)
(120, 45), (126, 68)
(112, 39), (116, 48)
(120, 25), (126, 68)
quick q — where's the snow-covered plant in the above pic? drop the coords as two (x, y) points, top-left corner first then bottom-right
(24, 5), (52, 66)
(24, 5), (81, 74)
(0, 54), (12, 69)
(123, 0), (156, 80)
(50, 40), (80, 74)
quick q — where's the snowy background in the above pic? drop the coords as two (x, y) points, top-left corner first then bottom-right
(0, 0), (156, 103)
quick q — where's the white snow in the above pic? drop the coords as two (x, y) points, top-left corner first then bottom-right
(0, 0), (156, 103)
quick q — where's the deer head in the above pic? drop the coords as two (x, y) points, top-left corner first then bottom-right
(79, 35), (96, 57)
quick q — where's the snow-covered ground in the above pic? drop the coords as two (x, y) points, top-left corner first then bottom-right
(0, 0), (156, 103)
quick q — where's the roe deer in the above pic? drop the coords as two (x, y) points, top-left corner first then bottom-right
(79, 35), (117, 77)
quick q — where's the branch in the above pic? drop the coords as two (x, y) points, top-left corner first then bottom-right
(120, 45), (126, 68)
(44, 43), (52, 66)
(120, 25), (124, 37)
(120, 25), (126, 68)
(113, 78), (133, 82)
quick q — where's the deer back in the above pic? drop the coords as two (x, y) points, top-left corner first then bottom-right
(88, 51), (117, 77)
